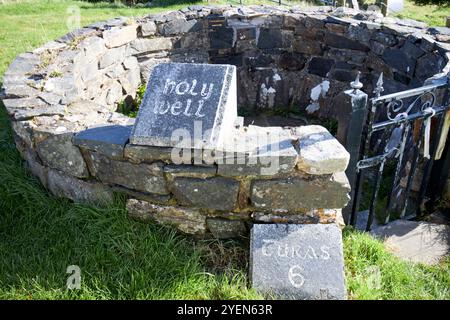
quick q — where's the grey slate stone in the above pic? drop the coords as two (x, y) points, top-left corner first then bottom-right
(257, 28), (282, 49)
(428, 27), (450, 36)
(78, 36), (107, 63)
(13, 104), (66, 121)
(401, 41), (426, 60)
(2, 73), (35, 89)
(140, 21), (157, 36)
(159, 18), (200, 35)
(87, 152), (168, 195)
(112, 186), (171, 204)
(130, 37), (173, 53)
(130, 62), (237, 149)
(2, 83), (40, 99)
(250, 223), (347, 300)
(164, 164), (217, 177)
(250, 172), (350, 211)
(415, 53), (445, 81)
(293, 38), (323, 55)
(308, 57), (334, 77)
(325, 16), (352, 26)
(56, 28), (97, 44)
(216, 125), (298, 177)
(324, 33), (369, 51)
(369, 40), (385, 55)
(14, 135), (48, 187)
(234, 25), (257, 42)
(278, 52), (307, 71)
(74, 125), (132, 159)
(294, 125), (350, 175)
(99, 45), (127, 69)
(36, 133), (89, 178)
(169, 176), (239, 211)
(327, 48), (366, 65)
(419, 35), (437, 52)
(382, 48), (415, 77)
(124, 144), (173, 163)
(126, 199), (206, 235)
(395, 18), (427, 29)
(244, 53), (274, 68)
(119, 67), (141, 96)
(44, 75), (80, 98)
(252, 212), (320, 224)
(206, 218), (247, 238)
(216, 150), (298, 177)
(176, 32), (209, 49)
(10, 120), (34, 147)
(123, 56), (139, 70)
(346, 24), (371, 43)
(4, 52), (40, 76)
(371, 31), (398, 47)
(103, 25), (137, 48)
(47, 169), (113, 206)
(209, 27), (234, 49)
(38, 92), (63, 106)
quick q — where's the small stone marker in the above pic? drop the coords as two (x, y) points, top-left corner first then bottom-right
(130, 62), (237, 149)
(250, 224), (347, 300)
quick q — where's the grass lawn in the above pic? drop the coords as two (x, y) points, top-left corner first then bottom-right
(396, 0), (450, 27)
(0, 0), (449, 300)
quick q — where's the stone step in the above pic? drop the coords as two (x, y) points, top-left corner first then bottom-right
(370, 220), (450, 265)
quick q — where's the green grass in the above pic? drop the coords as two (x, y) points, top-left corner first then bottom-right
(344, 228), (449, 300)
(396, 0), (450, 27)
(0, 0), (449, 300)
(118, 83), (146, 118)
(0, 0), (198, 78)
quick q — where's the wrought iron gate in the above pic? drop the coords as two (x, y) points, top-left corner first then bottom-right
(347, 73), (450, 231)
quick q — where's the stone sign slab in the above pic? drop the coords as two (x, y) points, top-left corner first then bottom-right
(250, 223), (347, 300)
(130, 62), (237, 149)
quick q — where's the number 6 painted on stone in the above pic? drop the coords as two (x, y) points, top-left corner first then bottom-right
(288, 265), (305, 288)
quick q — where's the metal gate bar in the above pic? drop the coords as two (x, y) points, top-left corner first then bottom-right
(349, 74), (450, 231)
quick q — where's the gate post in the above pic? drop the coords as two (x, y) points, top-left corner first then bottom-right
(338, 73), (369, 224)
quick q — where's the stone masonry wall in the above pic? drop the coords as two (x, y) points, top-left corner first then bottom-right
(2, 5), (450, 238)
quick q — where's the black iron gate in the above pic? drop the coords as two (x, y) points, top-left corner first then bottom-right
(347, 73), (450, 231)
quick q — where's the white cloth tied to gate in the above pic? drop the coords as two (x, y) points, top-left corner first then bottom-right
(423, 107), (436, 159)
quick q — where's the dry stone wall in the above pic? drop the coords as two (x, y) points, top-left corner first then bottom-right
(3, 5), (450, 238)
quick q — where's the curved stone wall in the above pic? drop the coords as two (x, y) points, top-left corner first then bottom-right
(2, 5), (450, 238)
